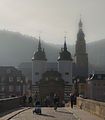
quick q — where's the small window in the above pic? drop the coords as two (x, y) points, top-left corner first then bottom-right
(55, 77), (58, 81)
(35, 72), (39, 75)
(9, 85), (14, 92)
(65, 72), (69, 75)
(16, 85), (21, 92)
(97, 75), (101, 79)
(1, 77), (5, 82)
(9, 77), (13, 82)
(46, 77), (48, 81)
(17, 77), (21, 82)
(7, 69), (11, 74)
(1, 86), (5, 92)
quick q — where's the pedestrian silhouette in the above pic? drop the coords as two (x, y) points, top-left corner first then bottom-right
(70, 93), (75, 108)
(33, 99), (41, 114)
(23, 94), (27, 106)
(53, 94), (59, 111)
(28, 96), (33, 106)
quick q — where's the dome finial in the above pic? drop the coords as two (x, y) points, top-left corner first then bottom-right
(79, 15), (83, 29)
(64, 35), (67, 51)
(38, 35), (42, 51)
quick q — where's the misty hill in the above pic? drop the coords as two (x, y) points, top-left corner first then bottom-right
(0, 30), (66, 66)
(87, 39), (105, 72)
(0, 30), (105, 71)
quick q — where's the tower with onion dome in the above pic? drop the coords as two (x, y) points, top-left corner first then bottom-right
(57, 36), (73, 85)
(32, 37), (47, 85)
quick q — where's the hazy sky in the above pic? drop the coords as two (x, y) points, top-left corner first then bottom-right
(0, 0), (105, 44)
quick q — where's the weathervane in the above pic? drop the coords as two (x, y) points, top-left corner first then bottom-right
(38, 30), (42, 40)
(64, 31), (67, 41)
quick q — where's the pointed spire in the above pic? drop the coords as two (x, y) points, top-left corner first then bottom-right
(38, 36), (42, 51)
(64, 36), (67, 51)
(58, 36), (72, 61)
(77, 16), (85, 41)
(79, 17), (83, 29)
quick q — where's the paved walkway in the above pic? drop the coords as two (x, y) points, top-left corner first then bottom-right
(1, 107), (30, 120)
(66, 106), (103, 120)
(7, 107), (77, 120)
(1, 107), (104, 120)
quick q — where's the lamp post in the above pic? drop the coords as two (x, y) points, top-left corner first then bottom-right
(74, 78), (79, 96)
(17, 78), (24, 96)
(20, 80), (23, 96)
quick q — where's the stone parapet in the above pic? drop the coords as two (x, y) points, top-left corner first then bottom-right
(77, 97), (105, 119)
(0, 97), (23, 113)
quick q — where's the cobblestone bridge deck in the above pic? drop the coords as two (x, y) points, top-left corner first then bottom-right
(8, 107), (76, 120)
(1, 97), (104, 120)
(1, 107), (103, 120)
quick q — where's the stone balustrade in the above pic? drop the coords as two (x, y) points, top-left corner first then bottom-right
(77, 97), (105, 119)
(0, 97), (23, 113)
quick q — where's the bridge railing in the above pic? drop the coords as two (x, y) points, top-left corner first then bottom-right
(77, 97), (105, 119)
(0, 97), (23, 113)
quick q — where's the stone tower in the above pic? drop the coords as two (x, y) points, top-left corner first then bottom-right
(32, 37), (47, 85)
(58, 37), (73, 84)
(75, 19), (88, 77)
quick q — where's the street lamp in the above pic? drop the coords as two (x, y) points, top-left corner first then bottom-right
(17, 79), (23, 96)
(74, 78), (79, 96)
(20, 80), (23, 96)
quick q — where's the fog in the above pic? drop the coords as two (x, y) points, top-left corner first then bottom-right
(0, 0), (105, 44)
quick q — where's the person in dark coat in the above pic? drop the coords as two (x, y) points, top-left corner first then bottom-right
(70, 93), (75, 108)
(33, 99), (41, 114)
(53, 94), (59, 111)
(44, 96), (49, 107)
(28, 96), (33, 106)
(23, 94), (27, 106)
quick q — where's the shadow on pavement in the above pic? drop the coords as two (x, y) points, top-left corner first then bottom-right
(57, 110), (73, 115)
(40, 113), (55, 118)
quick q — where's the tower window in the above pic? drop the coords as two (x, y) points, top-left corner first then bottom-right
(55, 77), (58, 81)
(35, 72), (39, 75)
(1, 86), (5, 92)
(9, 85), (14, 92)
(98, 75), (101, 79)
(16, 85), (21, 92)
(65, 72), (69, 75)
(1, 77), (5, 83)
(9, 77), (13, 82)
(45, 77), (48, 81)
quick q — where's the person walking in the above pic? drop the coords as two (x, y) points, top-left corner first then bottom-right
(23, 94), (27, 107)
(44, 96), (50, 107)
(70, 93), (75, 108)
(33, 99), (41, 114)
(28, 96), (33, 107)
(53, 94), (59, 111)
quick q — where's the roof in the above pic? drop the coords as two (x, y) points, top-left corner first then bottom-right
(0, 66), (23, 76)
(58, 41), (72, 61)
(32, 40), (47, 61)
(33, 50), (47, 61)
